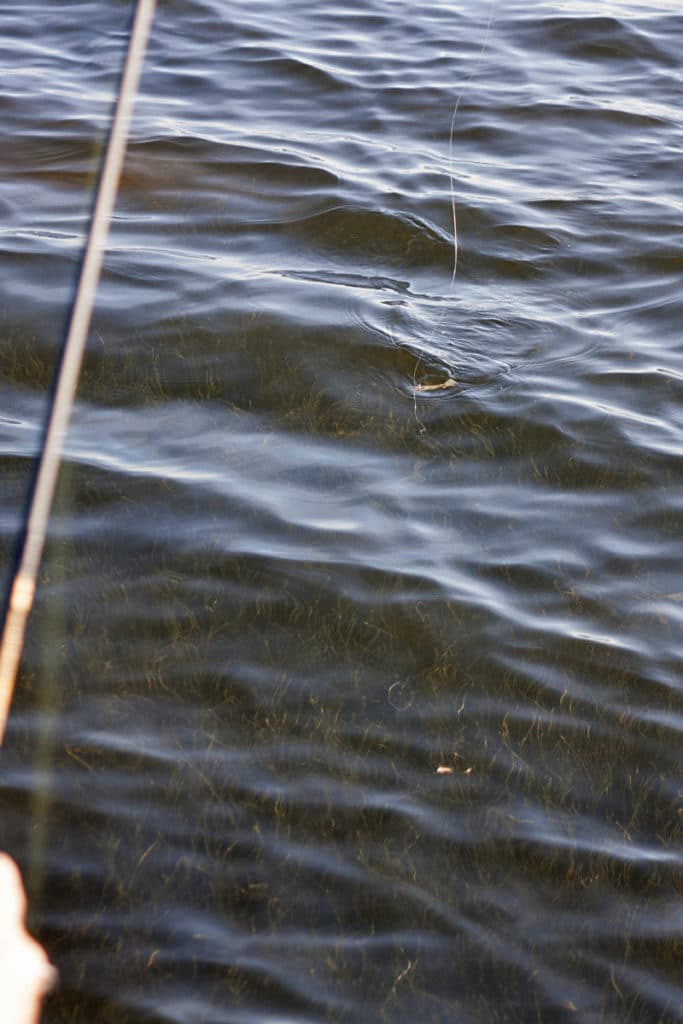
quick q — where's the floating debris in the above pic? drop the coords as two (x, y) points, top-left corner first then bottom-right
(414, 378), (457, 393)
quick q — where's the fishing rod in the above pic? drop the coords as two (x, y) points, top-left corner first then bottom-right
(0, 0), (157, 745)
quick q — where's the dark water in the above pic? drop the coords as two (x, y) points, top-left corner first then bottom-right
(1, 1), (682, 1020)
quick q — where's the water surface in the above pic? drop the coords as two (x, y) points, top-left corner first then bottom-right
(1, 1), (682, 1021)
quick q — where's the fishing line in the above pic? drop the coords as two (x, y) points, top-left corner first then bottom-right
(448, 0), (497, 286)
(0, 0), (157, 745)
(412, 0), (497, 407)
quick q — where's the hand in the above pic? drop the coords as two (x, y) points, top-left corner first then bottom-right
(0, 853), (57, 1024)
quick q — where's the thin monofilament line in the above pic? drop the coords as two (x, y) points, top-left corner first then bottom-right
(0, 0), (156, 745)
(412, 0), (496, 408)
(448, 0), (497, 284)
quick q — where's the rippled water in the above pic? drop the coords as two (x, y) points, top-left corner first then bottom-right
(1, 1), (682, 1021)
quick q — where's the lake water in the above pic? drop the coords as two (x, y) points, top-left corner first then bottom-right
(1, 1), (682, 1021)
